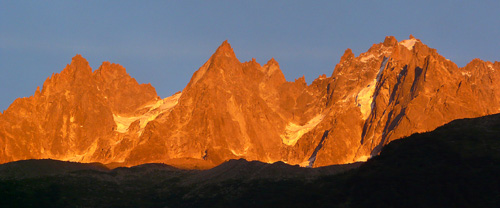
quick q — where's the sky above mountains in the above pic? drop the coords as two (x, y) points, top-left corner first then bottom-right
(1, 1), (499, 111)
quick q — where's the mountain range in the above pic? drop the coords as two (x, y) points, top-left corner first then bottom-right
(1, 35), (499, 169)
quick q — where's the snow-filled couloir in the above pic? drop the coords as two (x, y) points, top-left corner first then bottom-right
(113, 92), (182, 135)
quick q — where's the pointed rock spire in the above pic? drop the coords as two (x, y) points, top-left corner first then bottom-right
(34, 86), (41, 97)
(340, 48), (355, 62)
(94, 61), (128, 81)
(38, 54), (94, 94)
(383, 36), (398, 47)
(264, 58), (280, 71)
(463, 58), (486, 71)
(212, 40), (237, 59)
(185, 40), (242, 88)
(263, 57), (286, 83)
(60, 54), (92, 79)
(264, 57), (281, 73)
(70, 54), (92, 72)
(71, 54), (87, 63)
(266, 57), (279, 66)
(295, 75), (306, 85)
(206, 40), (240, 69)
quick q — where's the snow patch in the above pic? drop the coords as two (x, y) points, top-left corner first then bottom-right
(462, 71), (472, 77)
(191, 61), (210, 86)
(230, 147), (248, 157)
(360, 54), (376, 63)
(61, 139), (99, 162)
(113, 93), (182, 134)
(298, 161), (312, 167)
(399, 39), (417, 50)
(280, 114), (325, 146)
(61, 154), (85, 162)
(377, 57), (388, 81)
(113, 115), (139, 133)
(355, 155), (370, 162)
(340, 96), (350, 103)
(355, 57), (388, 120)
(356, 79), (377, 120)
(488, 63), (495, 71)
(230, 149), (243, 156)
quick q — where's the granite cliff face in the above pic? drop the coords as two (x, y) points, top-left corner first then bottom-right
(1, 36), (499, 168)
(0, 56), (158, 165)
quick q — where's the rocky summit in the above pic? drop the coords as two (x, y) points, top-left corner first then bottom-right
(1, 36), (499, 168)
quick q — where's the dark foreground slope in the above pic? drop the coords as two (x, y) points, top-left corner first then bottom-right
(335, 113), (500, 208)
(1, 113), (499, 207)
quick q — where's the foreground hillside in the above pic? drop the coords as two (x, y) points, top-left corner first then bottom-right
(1, 114), (498, 207)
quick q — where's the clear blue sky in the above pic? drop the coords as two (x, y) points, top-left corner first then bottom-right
(1, 1), (499, 111)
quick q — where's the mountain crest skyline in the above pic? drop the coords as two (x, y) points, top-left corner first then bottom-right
(1, 36), (499, 169)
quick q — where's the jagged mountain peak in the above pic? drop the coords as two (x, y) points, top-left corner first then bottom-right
(383, 36), (398, 47)
(185, 40), (245, 88)
(58, 54), (93, 79)
(242, 57), (262, 69)
(212, 40), (237, 59)
(462, 58), (499, 77)
(265, 57), (279, 66)
(37, 55), (95, 97)
(465, 58), (488, 67)
(342, 48), (355, 60)
(332, 49), (356, 77)
(69, 54), (91, 71)
(263, 57), (282, 76)
(398, 37), (420, 50)
(294, 75), (307, 85)
(71, 54), (89, 65)
(95, 61), (127, 75)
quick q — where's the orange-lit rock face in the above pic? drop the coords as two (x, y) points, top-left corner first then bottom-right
(1, 36), (499, 168)
(0, 55), (158, 165)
